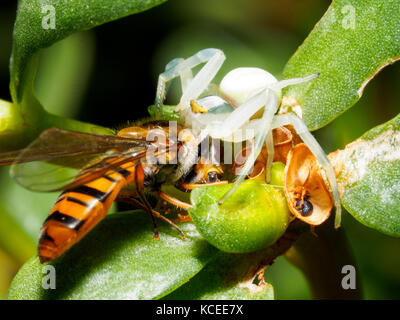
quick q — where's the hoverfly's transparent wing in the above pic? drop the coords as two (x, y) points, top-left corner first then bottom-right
(0, 127), (151, 192)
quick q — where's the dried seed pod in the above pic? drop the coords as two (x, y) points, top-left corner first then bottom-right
(247, 160), (266, 180)
(267, 125), (294, 164)
(285, 143), (333, 225)
(284, 126), (302, 149)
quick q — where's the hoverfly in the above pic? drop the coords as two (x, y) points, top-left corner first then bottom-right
(0, 120), (225, 263)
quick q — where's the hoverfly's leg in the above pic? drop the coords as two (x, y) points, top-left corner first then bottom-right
(132, 166), (160, 239)
(158, 189), (193, 223)
(176, 48), (225, 111)
(265, 131), (274, 184)
(180, 180), (229, 190)
(272, 113), (342, 228)
(219, 89), (279, 204)
(116, 196), (186, 239)
(173, 214), (192, 223)
(136, 188), (161, 239)
(155, 197), (172, 215)
(158, 189), (193, 209)
(269, 73), (320, 91)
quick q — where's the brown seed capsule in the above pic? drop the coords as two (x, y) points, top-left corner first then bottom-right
(285, 143), (333, 225)
(265, 125), (295, 164)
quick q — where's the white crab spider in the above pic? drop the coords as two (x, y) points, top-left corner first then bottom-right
(154, 48), (342, 228)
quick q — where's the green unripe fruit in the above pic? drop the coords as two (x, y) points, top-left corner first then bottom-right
(189, 166), (291, 253)
(270, 161), (285, 187)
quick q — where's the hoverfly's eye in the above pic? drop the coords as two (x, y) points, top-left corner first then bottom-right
(207, 171), (219, 183)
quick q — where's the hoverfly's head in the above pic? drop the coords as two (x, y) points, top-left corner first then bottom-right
(174, 128), (199, 178)
(183, 157), (224, 184)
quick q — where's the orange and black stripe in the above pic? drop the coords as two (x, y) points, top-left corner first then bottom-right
(38, 159), (144, 263)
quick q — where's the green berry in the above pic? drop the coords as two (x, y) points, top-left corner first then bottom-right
(189, 175), (291, 253)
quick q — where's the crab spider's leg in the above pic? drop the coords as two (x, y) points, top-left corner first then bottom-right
(265, 131), (274, 183)
(219, 89), (279, 204)
(155, 58), (183, 117)
(176, 49), (226, 112)
(272, 114), (342, 228)
(270, 73), (320, 91)
(167, 59), (194, 92)
(155, 56), (199, 117)
(204, 89), (270, 140)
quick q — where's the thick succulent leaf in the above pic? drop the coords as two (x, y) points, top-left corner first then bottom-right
(330, 114), (400, 236)
(7, 212), (218, 300)
(165, 250), (274, 300)
(10, 0), (167, 103)
(282, 0), (400, 130)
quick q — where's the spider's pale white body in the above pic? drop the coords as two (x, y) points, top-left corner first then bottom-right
(154, 48), (341, 227)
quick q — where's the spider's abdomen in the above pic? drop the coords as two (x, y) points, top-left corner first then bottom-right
(220, 67), (280, 107)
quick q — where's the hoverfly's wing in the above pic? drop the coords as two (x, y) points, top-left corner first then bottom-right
(0, 127), (151, 192)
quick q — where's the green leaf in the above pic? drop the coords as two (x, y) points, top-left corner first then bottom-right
(282, 0), (400, 130)
(166, 221), (308, 300)
(165, 251), (274, 300)
(1, 0), (166, 150)
(0, 97), (113, 150)
(10, 0), (167, 103)
(7, 212), (218, 300)
(331, 114), (400, 236)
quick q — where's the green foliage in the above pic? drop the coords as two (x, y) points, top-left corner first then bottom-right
(2, 0), (167, 150)
(282, 0), (400, 130)
(8, 212), (277, 300)
(2, 0), (400, 300)
(10, 0), (167, 103)
(7, 212), (218, 299)
(166, 250), (274, 300)
(337, 114), (400, 237)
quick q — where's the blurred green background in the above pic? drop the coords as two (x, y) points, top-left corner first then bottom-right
(0, 0), (399, 299)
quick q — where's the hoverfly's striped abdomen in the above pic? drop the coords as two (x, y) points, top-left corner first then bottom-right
(38, 160), (141, 263)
